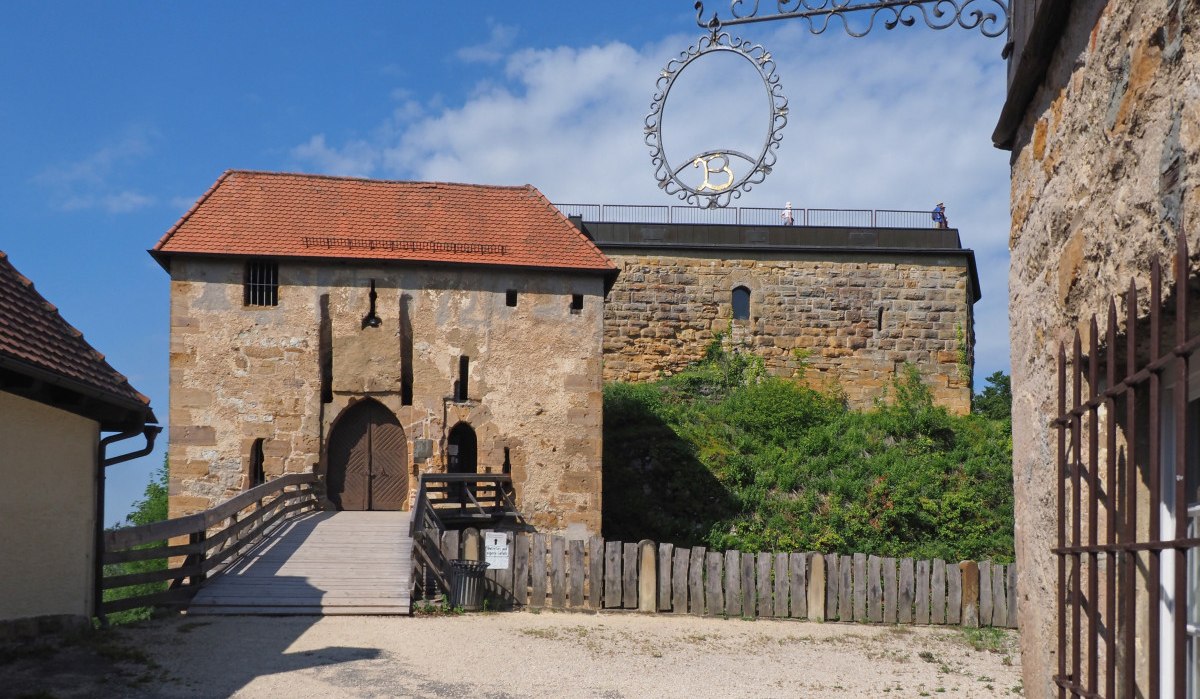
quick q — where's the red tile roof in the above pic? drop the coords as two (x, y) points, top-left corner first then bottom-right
(152, 171), (616, 274)
(0, 250), (153, 418)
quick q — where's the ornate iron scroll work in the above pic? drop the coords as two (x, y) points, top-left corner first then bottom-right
(694, 0), (1010, 40)
(645, 31), (788, 209)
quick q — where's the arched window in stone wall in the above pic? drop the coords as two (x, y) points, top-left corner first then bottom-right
(732, 286), (751, 321)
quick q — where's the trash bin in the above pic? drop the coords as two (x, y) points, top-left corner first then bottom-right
(448, 559), (490, 611)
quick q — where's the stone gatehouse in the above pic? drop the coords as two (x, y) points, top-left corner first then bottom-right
(154, 171), (615, 538)
(583, 220), (979, 413)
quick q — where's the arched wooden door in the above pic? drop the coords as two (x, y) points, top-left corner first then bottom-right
(327, 400), (408, 511)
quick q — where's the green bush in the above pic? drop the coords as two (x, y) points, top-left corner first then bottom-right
(101, 458), (169, 624)
(603, 353), (1014, 562)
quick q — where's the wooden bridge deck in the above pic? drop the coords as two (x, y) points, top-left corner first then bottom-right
(188, 510), (412, 615)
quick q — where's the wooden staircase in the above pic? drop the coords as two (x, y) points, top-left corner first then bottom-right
(187, 511), (412, 615)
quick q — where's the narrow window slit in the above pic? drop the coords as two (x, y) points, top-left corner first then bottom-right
(456, 355), (469, 401)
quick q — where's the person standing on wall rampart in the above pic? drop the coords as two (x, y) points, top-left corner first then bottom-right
(781, 201), (795, 226)
(932, 202), (948, 229)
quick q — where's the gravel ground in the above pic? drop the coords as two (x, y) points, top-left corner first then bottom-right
(2, 612), (1023, 698)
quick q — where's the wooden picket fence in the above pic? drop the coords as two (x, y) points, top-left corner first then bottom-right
(422, 529), (1018, 628)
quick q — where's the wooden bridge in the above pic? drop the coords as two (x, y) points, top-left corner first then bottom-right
(100, 473), (524, 618)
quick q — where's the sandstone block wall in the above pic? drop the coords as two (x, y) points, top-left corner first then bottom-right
(602, 250), (975, 413)
(1006, 2), (1199, 696)
(168, 257), (605, 538)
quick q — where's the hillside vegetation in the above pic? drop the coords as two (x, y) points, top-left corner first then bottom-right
(601, 342), (1014, 562)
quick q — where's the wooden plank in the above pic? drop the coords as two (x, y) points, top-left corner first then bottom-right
(551, 536), (567, 610)
(992, 563), (1008, 630)
(568, 539), (585, 609)
(757, 552), (773, 618)
(789, 552), (807, 619)
(979, 561), (993, 626)
(638, 541), (657, 613)
(588, 536), (603, 611)
(706, 552), (723, 617)
(622, 542), (638, 609)
(867, 555), (882, 623)
(604, 541), (622, 609)
(947, 562), (963, 625)
(688, 547), (706, 615)
(898, 557), (914, 623)
(658, 543), (674, 611)
(808, 553), (825, 621)
(1007, 565), (1019, 628)
(773, 553), (789, 618)
(824, 553), (839, 620)
(741, 552), (756, 617)
(931, 559), (946, 625)
(852, 553), (867, 623)
(838, 555), (852, 622)
(493, 532), (513, 609)
(530, 532), (547, 610)
(883, 558), (898, 623)
(513, 538), (528, 607)
(915, 559), (931, 625)
(960, 561), (980, 627)
(672, 547), (690, 613)
(725, 550), (742, 618)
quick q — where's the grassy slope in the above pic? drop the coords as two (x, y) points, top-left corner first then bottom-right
(602, 352), (1014, 562)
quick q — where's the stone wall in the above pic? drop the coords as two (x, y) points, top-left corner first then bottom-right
(168, 257), (605, 538)
(1006, 2), (1200, 696)
(602, 249), (975, 413)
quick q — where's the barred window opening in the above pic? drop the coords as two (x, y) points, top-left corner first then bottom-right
(244, 260), (279, 307)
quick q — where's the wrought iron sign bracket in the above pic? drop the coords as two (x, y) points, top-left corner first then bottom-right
(648, 1), (1011, 208)
(694, 1), (1010, 40)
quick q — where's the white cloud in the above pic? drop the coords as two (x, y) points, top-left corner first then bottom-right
(35, 131), (158, 213)
(291, 26), (1013, 376)
(62, 191), (155, 214)
(456, 20), (519, 64)
(291, 134), (381, 178)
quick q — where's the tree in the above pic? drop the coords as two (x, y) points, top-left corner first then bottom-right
(973, 371), (1012, 423)
(122, 457), (168, 527)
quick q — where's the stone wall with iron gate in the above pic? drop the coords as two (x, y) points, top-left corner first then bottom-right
(1002, 2), (1200, 696)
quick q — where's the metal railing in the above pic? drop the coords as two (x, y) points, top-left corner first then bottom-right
(554, 203), (944, 229)
(410, 473), (529, 601)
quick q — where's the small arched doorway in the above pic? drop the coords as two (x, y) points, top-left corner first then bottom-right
(327, 399), (408, 511)
(447, 422), (478, 502)
(447, 422), (477, 475)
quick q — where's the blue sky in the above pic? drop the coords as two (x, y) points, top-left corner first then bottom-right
(0, 3), (1012, 523)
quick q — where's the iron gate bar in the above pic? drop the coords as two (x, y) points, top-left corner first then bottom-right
(1054, 231), (1196, 697)
(1050, 332), (1200, 422)
(694, 0), (1010, 39)
(1174, 235), (1189, 694)
(1104, 299), (1117, 699)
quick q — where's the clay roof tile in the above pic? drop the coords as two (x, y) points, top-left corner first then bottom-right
(152, 171), (615, 274)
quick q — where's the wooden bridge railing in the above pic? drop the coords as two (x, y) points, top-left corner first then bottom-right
(410, 473), (527, 599)
(100, 472), (320, 617)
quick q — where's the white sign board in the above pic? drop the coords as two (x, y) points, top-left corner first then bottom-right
(484, 531), (510, 570)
